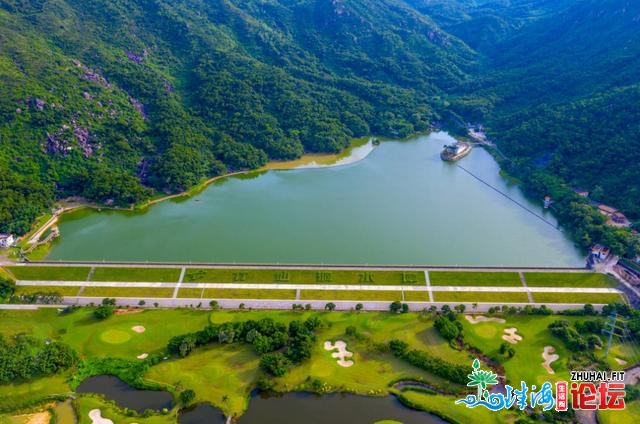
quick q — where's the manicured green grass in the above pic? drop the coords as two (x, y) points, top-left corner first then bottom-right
(146, 343), (259, 417)
(432, 291), (529, 303)
(598, 399), (640, 424)
(81, 287), (174, 298)
(531, 292), (624, 304)
(300, 290), (403, 301)
(0, 375), (71, 412)
(76, 396), (175, 424)
(91, 267), (181, 282)
(184, 268), (423, 285)
(403, 291), (430, 301)
(177, 288), (204, 298)
(148, 311), (469, 417)
(460, 315), (588, 387)
(202, 288), (297, 299)
(7, 266), (90, 281)
(523, 272), (616, 288)
(15, 285), (81, 296)
(429, 271), (522, 287)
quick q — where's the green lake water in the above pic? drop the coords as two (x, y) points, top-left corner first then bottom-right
(48, 132), (584, 266)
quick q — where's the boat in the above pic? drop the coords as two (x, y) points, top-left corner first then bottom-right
(440, 141), (472, 161)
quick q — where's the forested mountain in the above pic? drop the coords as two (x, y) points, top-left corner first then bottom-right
(0, 0), (480, 234)
(0, 0), (638, 257)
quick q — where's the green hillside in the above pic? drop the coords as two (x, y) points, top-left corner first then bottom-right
(0, 0), (639, 258)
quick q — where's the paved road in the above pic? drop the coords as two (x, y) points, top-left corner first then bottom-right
(32, 297), (604, 313)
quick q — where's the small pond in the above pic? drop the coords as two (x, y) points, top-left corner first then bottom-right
(178, 403), (226, 424)
(76, 375), (173, 413)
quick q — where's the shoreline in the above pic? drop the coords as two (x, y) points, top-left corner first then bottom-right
(16, 137), (377, 261)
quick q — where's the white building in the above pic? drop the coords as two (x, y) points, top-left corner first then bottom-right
(0, 234), (15, 248)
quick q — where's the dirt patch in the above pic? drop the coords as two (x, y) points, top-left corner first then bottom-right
(615, 357), (628, 366)
(324, 340), (354, 367)
(464, 315), (506, 325)
(131, 325), (146, 333)
(502, 327), (522, 344)
(137, 353), (148, 359)
(13, 412), (51, 424)
(542, 346), (559, 374)
(115, 308), (143, 315)
(89, 409), (113, 424)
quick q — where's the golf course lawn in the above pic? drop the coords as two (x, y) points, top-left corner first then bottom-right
(1, 308), (638, 422)
(0, 375), (70, 412)
(300, 289), (403, 301)
(523, 272), (617, 288)
(429, 271), (522, 287)
(75, 396), (175, 424)
(91, 267), (181, 282)
(146, 310), (470, 416)
(457, 314), (637, 387)
(432, 291), (529, 303)
(598, 399), (640, 424)
(6, 266), (90, 281)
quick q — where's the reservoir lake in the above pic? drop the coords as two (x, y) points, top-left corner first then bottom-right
(48, 132), (584, 266)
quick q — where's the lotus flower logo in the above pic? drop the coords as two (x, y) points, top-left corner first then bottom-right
(467, 358), (499, 400)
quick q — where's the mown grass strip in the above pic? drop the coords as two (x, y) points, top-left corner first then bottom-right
(7, 266), (90, 281)
(432, 291), (529, 303)
(91, 267), (181, 282)
(14, 285), (81, 296)
(202, 288), (297, 299)
(299, 289), (403, 301)
(184, 268), (423, 285)
(532, 292), (625, 304)
(81, 287), (174, 298)
(403, 291), (430, 301)
(523, 272), (616, 288)
(429, 271), (522, 287)
(177, 288), (204, 299)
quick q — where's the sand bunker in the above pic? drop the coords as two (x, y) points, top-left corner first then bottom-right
(115, 309), (143, 315)
(131, 325), (146, 333)
(464, 315), (506, 325)
(137, 353), (148, 359)
(542, 346), (559, 374)
(502, 328), (522, 344)
(324, 340), (354, 367)
(615, 358), (628, 366)
(89, 409), (114, 424)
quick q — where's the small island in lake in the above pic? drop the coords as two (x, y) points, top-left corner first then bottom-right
(440, 141), (472, 161)
(440, 141), (471, 162)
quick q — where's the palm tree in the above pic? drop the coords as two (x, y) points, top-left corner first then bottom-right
(467, 358), (498, 400)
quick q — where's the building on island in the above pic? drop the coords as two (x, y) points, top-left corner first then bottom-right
(0, 234), (15, 248)
(573, 188), (590, 198)
(590, 244), (610, 261)
(597, 204), (630, 227)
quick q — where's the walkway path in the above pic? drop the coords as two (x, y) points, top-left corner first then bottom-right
(519, 271), (534, 303)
